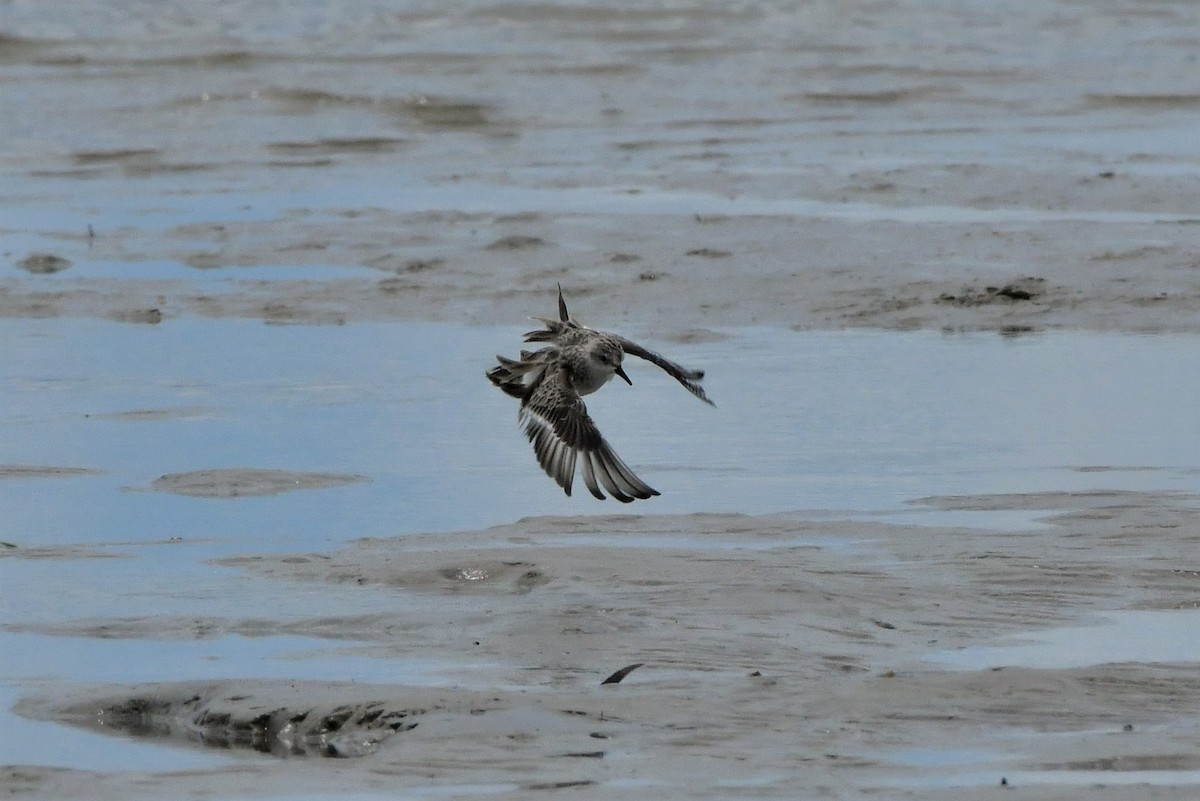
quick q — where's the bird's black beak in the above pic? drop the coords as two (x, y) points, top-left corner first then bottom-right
(615, 365), (632, 385)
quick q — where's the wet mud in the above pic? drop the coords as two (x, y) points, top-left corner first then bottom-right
(11, 495), (1200, 798)
(4, 0), (1200, 798)
(145, 469), (369, 499)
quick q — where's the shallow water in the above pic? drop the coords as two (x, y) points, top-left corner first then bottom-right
(4, 320), (1198, 548)
(0, 685), (234, 773)
(5, 0), (1200, 793)
(3, 319), (1200, 776)
(6, 0), (1200, 299)
(931, 608), (1200, 671)
(892, 768), (1200, 790)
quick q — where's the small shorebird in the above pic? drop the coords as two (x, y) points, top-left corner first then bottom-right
(487, 285), (713, 502)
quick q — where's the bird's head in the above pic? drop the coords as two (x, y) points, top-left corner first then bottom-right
(592, 340), (631, 385)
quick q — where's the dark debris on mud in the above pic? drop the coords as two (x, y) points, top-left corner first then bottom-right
(93, 689), (423, 758)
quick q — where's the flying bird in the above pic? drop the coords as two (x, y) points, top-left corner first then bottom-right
(487, 285), (713, 501)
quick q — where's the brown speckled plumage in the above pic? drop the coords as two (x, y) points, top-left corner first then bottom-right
(487, 285), (713, 501)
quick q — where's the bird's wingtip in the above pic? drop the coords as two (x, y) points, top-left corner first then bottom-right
(556, 283), (569, 322)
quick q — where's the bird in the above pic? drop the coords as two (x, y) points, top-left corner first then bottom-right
(487, 285), (713, 501)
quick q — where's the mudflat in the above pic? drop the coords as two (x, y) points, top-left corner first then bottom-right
(10, 494), (1200, 798)
(4, 0), (1200, 798)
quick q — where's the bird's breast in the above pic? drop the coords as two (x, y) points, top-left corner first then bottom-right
(572, 368), (612, 396)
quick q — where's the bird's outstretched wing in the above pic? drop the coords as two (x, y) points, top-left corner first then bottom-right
(518, 366), (659, 502)
(614, 336), (715, 406)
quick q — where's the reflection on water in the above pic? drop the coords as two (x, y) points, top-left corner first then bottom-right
(0, 685), (233, 774)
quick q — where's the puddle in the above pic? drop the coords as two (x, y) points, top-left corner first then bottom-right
(930, 609), (1200, 670)
(189, 181), (1200, 226)
(4, 632), (499, 763)
(1006, 769), (1200, 787)
(884, 740), (1200, 790)
(533, 534), (858, 552)
(0, 684), (234, 773)
(836, 506), (1057, 532)
(894, 768), (1200, 789)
